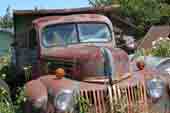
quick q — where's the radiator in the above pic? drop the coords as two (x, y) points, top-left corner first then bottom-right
(79, 80), (148, 113)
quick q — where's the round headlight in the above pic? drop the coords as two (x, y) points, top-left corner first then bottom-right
(54, 89), (75, 112)
(146, 78), (165, 99)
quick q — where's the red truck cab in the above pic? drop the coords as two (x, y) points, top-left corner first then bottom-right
(25, 14), (170, 113)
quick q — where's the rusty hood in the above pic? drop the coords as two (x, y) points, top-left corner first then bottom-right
(25, 69), (159, 98)
(38, 75), (108, 96)
(41, 45), (104, 61)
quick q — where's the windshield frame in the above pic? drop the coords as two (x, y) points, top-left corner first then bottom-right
(41, 22), (113, 48)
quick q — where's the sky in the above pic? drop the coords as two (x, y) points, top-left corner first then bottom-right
(0, 0), (90, 16)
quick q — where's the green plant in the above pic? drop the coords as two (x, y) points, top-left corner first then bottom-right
(134, 37), (170, 58)
(150, 37), (170, 57)
(0, 50), (16, 93)
(0, 87), (15, 113)
(0, 6), (13, 28)
(13, 86), (26, 113)
(89, 0), (119, 6)
(76, 96), (91, 113)
(0, 50), (11, 80)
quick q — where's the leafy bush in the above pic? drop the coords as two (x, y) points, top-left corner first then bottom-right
(76, 96), (90, 113)
(0, 51), (11, 80)
(150, 37), (170, 57)
(13, 86), (26, 113)
(0, 50), (27, 113)
(134, 37), (170, 58)
(0, 87), (14, 113)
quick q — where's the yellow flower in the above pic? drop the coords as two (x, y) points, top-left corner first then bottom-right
(23, 97), (27, 102)
(1, 74), (6, 78)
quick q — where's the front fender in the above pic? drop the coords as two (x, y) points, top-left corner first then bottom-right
(129, 55), (170, 69)
(25, 79), (48, 109)
(143, 56), (170, 75)
(155, 58), (170, 68)
(39, 75), (79, 96)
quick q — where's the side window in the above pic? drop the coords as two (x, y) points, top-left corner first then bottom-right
(29, 28), (37, 49)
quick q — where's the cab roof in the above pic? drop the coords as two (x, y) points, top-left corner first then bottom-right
(33, 14), (113, 30)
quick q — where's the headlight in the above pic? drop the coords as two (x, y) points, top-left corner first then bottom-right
(54, 89), (76, 112)
(146, 78), (165, 99)
(165, 68), (170, 75)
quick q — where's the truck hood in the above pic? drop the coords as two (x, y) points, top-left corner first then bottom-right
(25, 68), (169, 109)
(34, 69), (164, 95)
(42, 45), (103, 61)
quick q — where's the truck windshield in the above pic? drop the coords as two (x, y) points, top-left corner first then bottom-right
(42, 23), (111, 47)
(78, 23), (111, 43)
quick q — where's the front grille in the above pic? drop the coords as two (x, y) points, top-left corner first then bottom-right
(46, 58), (77, 72)
(52, 59), (76, 69)
(79, 88), (108, 113)
(79, 80), (148, 113)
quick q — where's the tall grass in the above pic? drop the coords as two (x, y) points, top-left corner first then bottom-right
(0, 87), (15, 113)
(13, 86), (26, 113)
(77, 96), (90, 113)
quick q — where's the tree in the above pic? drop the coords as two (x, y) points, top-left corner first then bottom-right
(0, 6), (13, 28)
(89, 0), (170, 36)
(89, 0), (119, 7)
(159, 0), (170, 4)
(119, 0), (162, 31)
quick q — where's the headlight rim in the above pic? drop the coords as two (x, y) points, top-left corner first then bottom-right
(54, 89), (75, 112)
(146, 77), (165, 100)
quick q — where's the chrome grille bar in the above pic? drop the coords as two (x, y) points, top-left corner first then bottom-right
(79, 88), (108, 113)
(79, 80), (148, 113)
